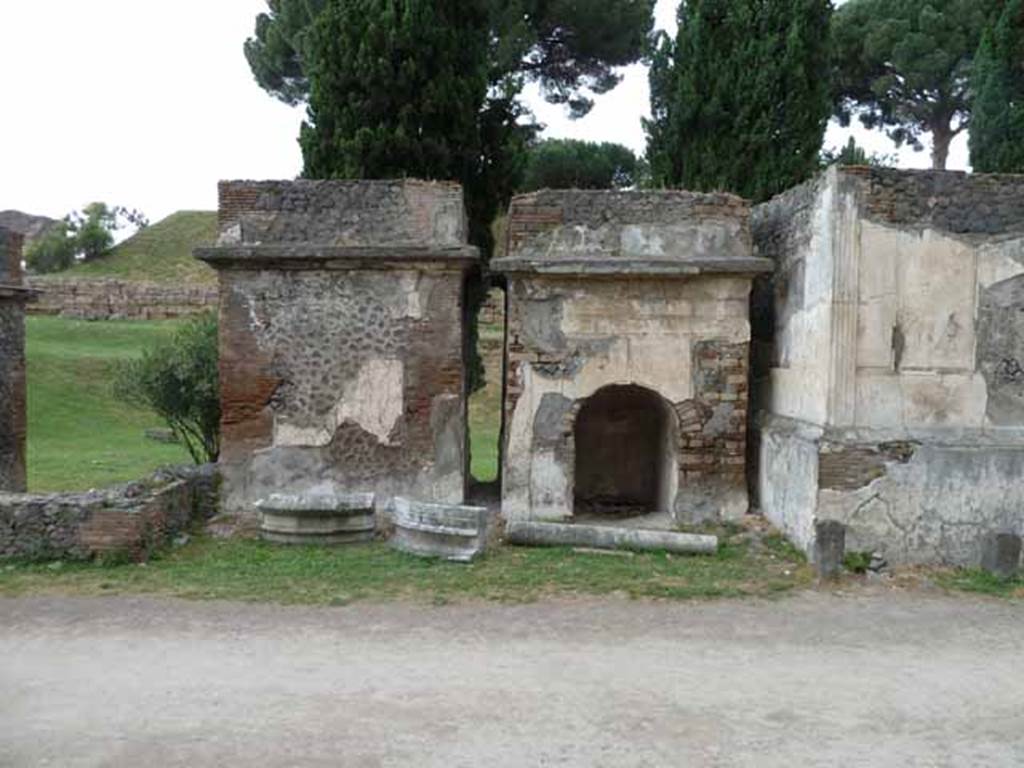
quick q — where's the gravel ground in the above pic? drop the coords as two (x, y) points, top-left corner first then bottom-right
(1, 590), (1022, 767)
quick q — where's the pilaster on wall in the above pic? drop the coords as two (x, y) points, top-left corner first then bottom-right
(826, 171), (861, 428)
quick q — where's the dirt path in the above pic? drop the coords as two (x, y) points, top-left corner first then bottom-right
(1, 590), (1022, 767)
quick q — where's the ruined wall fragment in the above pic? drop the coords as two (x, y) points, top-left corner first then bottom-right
(754, 168), (1024, 566)
(197, 180), (477, 517)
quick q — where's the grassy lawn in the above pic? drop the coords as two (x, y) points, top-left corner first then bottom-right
(26, 316), (191, 491)
(26, 314), (504, 491)
(469, 319), (504, 481)
(0, 531), (813, 605)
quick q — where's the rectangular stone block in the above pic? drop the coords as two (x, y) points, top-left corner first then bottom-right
(814, 520), (846, 580)
(981, 532), (1022, 580)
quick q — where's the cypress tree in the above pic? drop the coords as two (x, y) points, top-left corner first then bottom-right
(300, 0), (489, 185)
(298, 0), (513, 392)
(970, 0), (1024, 173)
(645, 0), (832, 202)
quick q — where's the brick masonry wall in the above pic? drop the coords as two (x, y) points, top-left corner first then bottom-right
(25, 277), (217, 320)
(676, 341), (750, 492)
(0, 464), (219, 561)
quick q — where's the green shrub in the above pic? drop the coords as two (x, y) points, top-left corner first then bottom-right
(114, 314), (220, 464)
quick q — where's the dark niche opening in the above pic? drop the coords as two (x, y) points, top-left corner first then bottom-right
(573, 384), (676, 518)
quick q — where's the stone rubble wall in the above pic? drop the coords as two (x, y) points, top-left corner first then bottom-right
(0, 464), (219, 561)
(0, 227), (29, 492)
(217, 179), (467, 247)
(25, 277), (217, 320)
(753, 167), (1024, 566)
(504, 189), (752, 264)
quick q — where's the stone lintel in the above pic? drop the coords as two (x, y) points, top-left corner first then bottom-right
(195, 244), (479, 271)
(491, 256), (773, 277)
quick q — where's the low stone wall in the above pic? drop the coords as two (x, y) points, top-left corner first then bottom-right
(26, 277), (217, 320)
(0, 464), (219, 561)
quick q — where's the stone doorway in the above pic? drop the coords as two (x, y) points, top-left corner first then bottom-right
(573, 385), (678, 519)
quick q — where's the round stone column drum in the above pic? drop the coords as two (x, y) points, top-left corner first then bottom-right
(256, 492), (376, 545)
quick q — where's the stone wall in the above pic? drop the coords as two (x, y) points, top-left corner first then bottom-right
(25, 277), (217, 320)
(0, 227), (32, 492)
(0, 464), (219, 561)
(753, 167), (1024, 566)
(198, 180), (478, 518)
(495, 190), (771, 524)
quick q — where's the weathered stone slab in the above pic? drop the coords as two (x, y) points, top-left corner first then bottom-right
(506, 521), (717, 555)
(814, 520), (846, 581)
(256, 492), (376, 545)
(390, 497), (490, 563)
(980, 532), (1022, 580)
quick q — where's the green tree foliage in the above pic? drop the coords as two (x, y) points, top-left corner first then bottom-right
(520, 139), (641, 192)
(24, 204), (149, 274)
(71, 203), (117, 261)
(25, 222), (77, 274)
(821, 136), (895, 168)
(646, 0), (832, 202)
(300, 0), (489, 184)
(115, 314), (221, 464)
(832, 0), (1000, 170)
(970, 0), (1024, 173)
(245, 0), (655, 117)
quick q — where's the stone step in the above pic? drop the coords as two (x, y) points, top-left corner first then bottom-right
(505, 521), (717, 555)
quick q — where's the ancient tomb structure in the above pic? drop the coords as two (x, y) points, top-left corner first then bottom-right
(0, 227), (34, 492)
(753, 167), (1024, 566)
(495, 190), (772, 525)
(197, 180), (478, 518)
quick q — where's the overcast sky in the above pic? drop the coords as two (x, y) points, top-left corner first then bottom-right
(0, 0), (969, 224)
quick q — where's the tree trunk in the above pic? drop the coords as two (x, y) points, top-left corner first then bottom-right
(931, 125), (952, 170)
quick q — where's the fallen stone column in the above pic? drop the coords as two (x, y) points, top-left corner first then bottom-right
(506, 521), (717, 555)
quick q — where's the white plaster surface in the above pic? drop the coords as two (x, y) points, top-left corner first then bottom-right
(977, 237), (1024, 289)
(816, 441), (1024, 566)
(758, 418), (821, 553)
